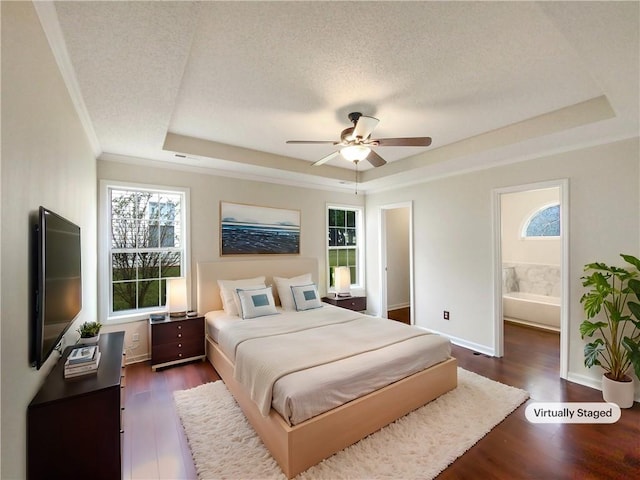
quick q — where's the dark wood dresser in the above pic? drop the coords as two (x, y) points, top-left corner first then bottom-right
(150, 314), (205, 370)
(322, 295), (367, 312)
(27, 331), (126, 480)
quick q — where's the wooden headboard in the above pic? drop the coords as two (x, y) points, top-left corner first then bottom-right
(196, 257), (319, 314)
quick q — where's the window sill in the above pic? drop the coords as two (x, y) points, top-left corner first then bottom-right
(105, 310), (165, 325)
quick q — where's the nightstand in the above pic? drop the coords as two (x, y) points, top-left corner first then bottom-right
(322, 295), (367, 312)
(150, 314), (205, 370)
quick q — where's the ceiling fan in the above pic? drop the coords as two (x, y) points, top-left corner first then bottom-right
(286, 112), (432, 167)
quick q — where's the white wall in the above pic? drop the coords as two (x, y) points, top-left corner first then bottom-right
(1, 2), (98, 478)
(97, 159), (364, 360)
(501, 188), (561, 265)
(385, 207), (410, 310)
(366, 137), (639, 396)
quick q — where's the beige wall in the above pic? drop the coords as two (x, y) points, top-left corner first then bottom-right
(385, 207), (411, 310)
(1, 2), (98, 478)
(501, 187), (561, 265)
(365, 137), (640, 398)
(97, 159), (364, 361)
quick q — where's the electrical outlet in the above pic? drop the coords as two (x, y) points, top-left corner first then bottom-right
(132, 333), (140, 342)
(443, 311), (450, 320)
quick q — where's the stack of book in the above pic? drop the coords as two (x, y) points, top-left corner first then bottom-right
(64, 345), (101, 379)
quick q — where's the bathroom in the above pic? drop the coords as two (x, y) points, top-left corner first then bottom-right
(501, 187), (561, 332)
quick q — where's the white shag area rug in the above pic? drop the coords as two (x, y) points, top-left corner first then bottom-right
(173, 368), (528, 479)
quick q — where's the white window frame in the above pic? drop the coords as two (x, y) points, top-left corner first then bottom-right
(326, 203), (365, 293)
(99, 180), (191, 324)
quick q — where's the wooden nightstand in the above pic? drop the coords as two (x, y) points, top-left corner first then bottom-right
(322, 295), (367, 312)
(150, 314), (205, 370)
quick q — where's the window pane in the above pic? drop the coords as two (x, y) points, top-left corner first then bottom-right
(111, 219), (136, 248)
(161, 252), (181, 277)
(328, 250), (338, 267)
(112, 253), (136, 281)
(346, 210), (355, 227)
(525, 205), (560, 237)
(113, 281), (136, 311)
(138, 252), (161, 280)
(138, 280), (161, 308)
(329, 209), (337, 227)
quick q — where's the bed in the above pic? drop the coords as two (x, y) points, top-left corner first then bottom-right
(197, 258), (457, 478)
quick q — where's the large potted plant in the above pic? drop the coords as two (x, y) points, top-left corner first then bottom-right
(580, 254), (640, 408)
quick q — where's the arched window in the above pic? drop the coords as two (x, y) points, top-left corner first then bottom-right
(522, 204), (560, 237)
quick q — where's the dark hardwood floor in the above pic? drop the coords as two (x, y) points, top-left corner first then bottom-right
(123, 323), (639, 479)
(387, 306), (411, 324)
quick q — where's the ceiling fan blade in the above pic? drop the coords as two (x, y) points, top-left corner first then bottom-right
(374, 137), (432, 147)
(366, 150), (387, 167)
(311, 151), (340, 166)
(286, 140), (336, 144)
(353, 115), (379, 139)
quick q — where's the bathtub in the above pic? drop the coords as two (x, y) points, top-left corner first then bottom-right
(503, 291), (560, 331)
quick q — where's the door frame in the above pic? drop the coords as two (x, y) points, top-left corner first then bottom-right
(379, 201), (414, 324)
(491, 179), (569, 378)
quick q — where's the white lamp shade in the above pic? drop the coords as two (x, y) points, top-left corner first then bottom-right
(167, 277), (188, 315)
(334, 266), (351, 296)
(340, 145), (371, 162)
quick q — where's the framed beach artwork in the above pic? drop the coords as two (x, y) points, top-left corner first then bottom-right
(220, 201), (301, 255)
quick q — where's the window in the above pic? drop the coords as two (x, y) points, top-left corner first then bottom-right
(327, 205), (364, 290)
(522, 204), (560, 238)
(100, 182), (189, 321)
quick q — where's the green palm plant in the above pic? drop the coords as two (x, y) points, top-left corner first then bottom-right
(580, 254), (640, 382)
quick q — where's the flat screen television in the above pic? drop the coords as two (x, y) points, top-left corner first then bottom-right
(32, 206), (82, 369)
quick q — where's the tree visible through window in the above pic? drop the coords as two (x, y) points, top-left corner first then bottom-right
(327, 206), (362, 288)
(524, 204), (560, 237)
(109, 188), (184, 313)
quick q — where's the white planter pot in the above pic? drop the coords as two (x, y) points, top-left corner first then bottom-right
(77, 333), (100, 345)
(602, 374), (635, 408)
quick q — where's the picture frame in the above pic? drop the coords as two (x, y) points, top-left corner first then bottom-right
(220, 201), (300, 255)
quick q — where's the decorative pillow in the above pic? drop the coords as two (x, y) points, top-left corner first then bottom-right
(291, 283), (323, 311)
(217, 277), (266, 315)
(236, 286), (278, 319)
(274, 273), (312, 310)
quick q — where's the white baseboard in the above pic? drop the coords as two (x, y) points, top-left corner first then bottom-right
(567, 371), (640, 402)
(417, 327), (496, 357)
(387, 303), (410, 312)
(124, 353), (150, 365)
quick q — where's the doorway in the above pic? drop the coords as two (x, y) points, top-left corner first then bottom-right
(492, 180), (569, 378)
(379, 202), (413, 324)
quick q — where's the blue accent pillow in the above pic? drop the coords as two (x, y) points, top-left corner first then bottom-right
(236, 286), (278, 319)
(291, 283), (323, 311)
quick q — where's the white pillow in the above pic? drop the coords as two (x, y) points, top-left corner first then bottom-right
(236, 286), (278, 319)
(291, 283), (323, 311)
(274, 273), (312, 310)
(217, 276), (266, 315)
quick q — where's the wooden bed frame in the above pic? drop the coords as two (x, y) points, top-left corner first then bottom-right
(197, 258), (458, 478)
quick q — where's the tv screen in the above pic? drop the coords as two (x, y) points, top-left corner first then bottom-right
(32, 207), (82, 369)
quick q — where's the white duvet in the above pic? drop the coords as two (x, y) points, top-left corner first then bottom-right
(209, 305), (451, 425)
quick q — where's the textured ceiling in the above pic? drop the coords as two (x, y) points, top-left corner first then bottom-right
(44, 1), (639, 192)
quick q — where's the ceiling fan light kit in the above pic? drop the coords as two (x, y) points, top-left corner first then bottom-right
(341, 145), (371, 162)
(287, 112), (432, 168)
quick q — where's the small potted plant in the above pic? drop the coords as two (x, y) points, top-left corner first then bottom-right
(77, 321), (102, 345)
(580, 254), (640, 408)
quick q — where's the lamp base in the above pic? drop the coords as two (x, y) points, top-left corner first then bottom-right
(169, 311), (187, 318)
(335, 293), (352, 298)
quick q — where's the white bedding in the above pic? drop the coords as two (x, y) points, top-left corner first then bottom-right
(206, 305), (451, 425)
